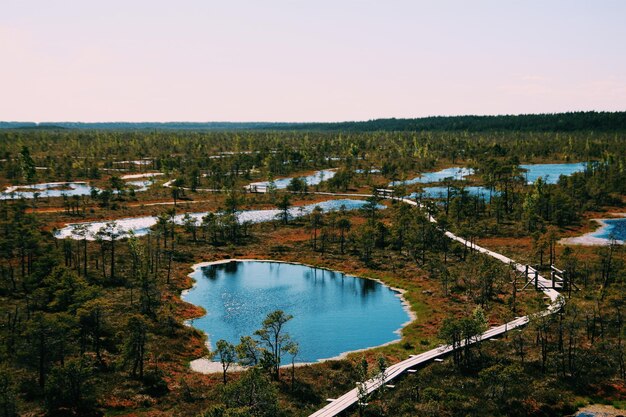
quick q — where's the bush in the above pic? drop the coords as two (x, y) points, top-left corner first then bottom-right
(141, 369), (169, 397)
(44, 358), (96, 415)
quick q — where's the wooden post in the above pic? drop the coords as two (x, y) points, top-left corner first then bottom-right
(525, 265), (529, 281)
(534, 269), (538, 290)
(551, 270), (555, 289)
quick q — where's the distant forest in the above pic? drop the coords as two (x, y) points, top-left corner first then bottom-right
(1, 111), (625, 132)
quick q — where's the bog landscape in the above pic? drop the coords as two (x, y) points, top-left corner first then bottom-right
(0, 114), (624, 417)
(2, 2), (625, 416)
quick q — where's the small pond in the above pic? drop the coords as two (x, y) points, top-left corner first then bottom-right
(55, 199), (384, 240)
(247, 169), (336, 190)
(560, 216), (626, 246)
(391, 163), (588, 188)
(520, 162), (587, 184)
(390, 167), (474, 186)
(407, 186), (498, 202)
(183, 260), (410, 363)
(0, 182), (94, 200)
(593, 218), (626, 241)
(0, 179), (154, 200)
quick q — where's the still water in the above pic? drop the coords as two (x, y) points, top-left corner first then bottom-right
(520, 162), (587, 184)
(183, 261), (410, 363)
(55, 199), (383, 240)
(391, 163), (587, 188)
(0, 179), (153, 200)
(592, 218), (626, 242)
(0, 182), (93, 200)
(391, 167), (474, 186)
(407, 186), (497, 202)
(248, 169), (337, 190)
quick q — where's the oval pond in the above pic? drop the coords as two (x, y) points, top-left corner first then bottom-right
(183, 260), (411, 363)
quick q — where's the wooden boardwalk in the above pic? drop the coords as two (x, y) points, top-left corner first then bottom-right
(309, 197), (563, 417)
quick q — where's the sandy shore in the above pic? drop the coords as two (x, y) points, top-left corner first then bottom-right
(190, 359), (248, 374)
(560, 215), (625, 246)
(120, 172), (164, 180)
(575, 404), (625, 417)
(183, 258), (418, 375)
(190, 357), (317, 374)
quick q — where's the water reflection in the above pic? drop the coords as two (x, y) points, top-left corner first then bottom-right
(202, 265), (219, 280)
(183, 261), (409, 363)
(359, 278), (378, 298)
(224, 261), (240, 274)
(520, 162), (587, 184)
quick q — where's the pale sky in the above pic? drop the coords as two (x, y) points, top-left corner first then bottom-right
(1, 0), (625, 122)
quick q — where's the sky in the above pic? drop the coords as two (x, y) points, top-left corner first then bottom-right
(1, 0), (625, 122)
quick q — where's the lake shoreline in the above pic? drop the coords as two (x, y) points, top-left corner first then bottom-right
(182, 258), (417, 375)
(54, 198), (377, 240)
(560, 213), (626, 246)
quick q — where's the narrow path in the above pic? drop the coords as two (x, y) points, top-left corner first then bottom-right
(309, 197), (563, 417)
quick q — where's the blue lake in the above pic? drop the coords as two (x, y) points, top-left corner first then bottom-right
(407, 186), (497, 202)
(592, 218), (626, 241)
(391, 163), (587, 188)
(183, 261), (410, 363)
(520, 162), (587, 184)
(391, 167), (474, 186)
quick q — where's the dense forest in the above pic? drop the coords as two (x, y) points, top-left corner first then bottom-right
(2, 111), (626, 132)
(273, 111), (626, 132)
(0, 122), (623, 416)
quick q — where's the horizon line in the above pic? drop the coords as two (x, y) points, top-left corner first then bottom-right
(3, 110), (625, 125)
